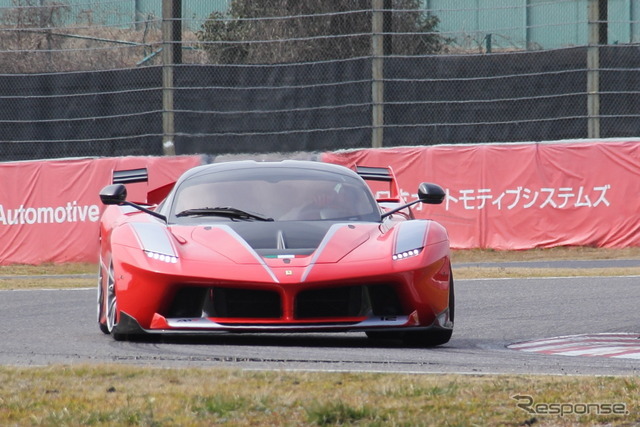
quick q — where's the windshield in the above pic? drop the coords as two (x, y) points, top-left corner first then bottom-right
(169, 166), (380, 223)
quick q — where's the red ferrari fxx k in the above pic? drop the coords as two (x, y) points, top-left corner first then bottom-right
(97, 160), (454, 346)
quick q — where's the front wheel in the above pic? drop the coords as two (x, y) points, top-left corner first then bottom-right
(105, 264), (118, 332)
(104, 263), (126, 341)
(97, 259), (109, 334)
(403, 272), (455, 347)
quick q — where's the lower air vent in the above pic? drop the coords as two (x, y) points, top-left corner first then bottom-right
(295, 285), (403, 319)
(367, 284), (403, 316)
(203, 287), (281, 319)
(166, 287), (208, 318)
(166, 287), (281, 319)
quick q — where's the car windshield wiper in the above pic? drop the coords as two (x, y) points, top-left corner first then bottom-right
(175, 206), (274, 221)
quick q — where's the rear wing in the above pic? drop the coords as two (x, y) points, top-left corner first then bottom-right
(355, 165), (402, 203)
(113, 168), (148, 184)
(111, 168), (175, 205)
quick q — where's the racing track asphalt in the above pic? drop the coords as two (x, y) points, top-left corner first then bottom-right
(0, 271), (639, 376)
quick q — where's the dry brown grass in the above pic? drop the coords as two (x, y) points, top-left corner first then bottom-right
(451, 246), (640, 263)
(1, 365), (638, 426)
(0, 262), (96, 276)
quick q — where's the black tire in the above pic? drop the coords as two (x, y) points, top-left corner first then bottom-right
(448, 272), (455, 324)
(99, 323), (110, 335)
(111, 332), (127, 341)
(97, 258), (110, 334)
(403, 271), (455, 347)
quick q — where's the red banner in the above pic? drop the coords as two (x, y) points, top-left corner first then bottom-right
(0, 156), (202, 265)
(323, 140), (640, 249)
(1, 143), (637, 265)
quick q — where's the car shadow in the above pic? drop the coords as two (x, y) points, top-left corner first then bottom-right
(122, 332), (460, 350)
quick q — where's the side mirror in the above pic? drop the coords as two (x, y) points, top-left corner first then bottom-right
(100, 184), (127, 205)
(417, 183), (445, 205)
(380, 182), (445, 219)
(99, 183), (167, 222)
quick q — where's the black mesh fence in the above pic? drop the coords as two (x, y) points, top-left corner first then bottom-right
(0, 0), (638, 161)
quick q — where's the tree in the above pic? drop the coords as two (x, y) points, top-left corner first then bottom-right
(0, 0), (72, 72)
(197, 0), (448, 64)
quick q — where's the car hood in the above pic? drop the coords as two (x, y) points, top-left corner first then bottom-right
(184, 221), (377, 265)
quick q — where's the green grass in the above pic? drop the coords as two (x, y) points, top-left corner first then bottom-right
(0, 366), (638, 426)
(0, 360), (636, 427)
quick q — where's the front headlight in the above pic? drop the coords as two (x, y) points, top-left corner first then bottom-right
(144, 250), (178, 264)
(392, 247), (423, 261)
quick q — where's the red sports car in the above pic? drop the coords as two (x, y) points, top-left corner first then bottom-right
(97, 160), (454, 346)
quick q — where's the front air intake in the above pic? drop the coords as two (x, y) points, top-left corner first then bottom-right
(294, 284), (403, 319)
(166, 287), (281, 319)
(203, 287), (281, 319)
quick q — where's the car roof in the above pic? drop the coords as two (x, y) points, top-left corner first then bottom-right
(180, 160), (358, 181)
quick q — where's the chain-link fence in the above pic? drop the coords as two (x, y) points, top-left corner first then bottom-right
(0, 0), (638, 161)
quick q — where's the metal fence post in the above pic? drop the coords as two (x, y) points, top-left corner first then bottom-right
(632, 0), (640, 42)
(525, 0), (532, 50)
(371, 0), (384, 148)
(587, 0), (603, 139)
(162, 0), (176, 156)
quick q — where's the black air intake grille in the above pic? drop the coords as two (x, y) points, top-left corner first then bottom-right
(167, 287), (281, 319)
(295, 284), (403, 319)
(205, 288), (281, 318)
